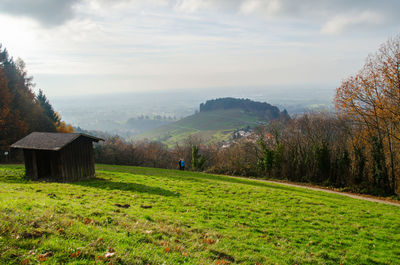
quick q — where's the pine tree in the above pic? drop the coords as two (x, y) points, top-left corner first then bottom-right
(36, 89), (60, 124)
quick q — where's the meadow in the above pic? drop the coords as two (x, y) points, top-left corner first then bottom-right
(0, 164), (399, 264)
(133, 108), (263, 146)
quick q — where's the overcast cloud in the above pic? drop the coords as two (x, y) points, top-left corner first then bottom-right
(0, 0), (399, 97)
(0, 0), (80, 26)
(2, 0), (398, 30)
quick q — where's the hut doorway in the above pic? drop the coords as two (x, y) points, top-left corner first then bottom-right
(36, 151), (53, 179)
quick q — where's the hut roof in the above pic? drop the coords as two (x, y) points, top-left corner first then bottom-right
(11, 132), (103, 151)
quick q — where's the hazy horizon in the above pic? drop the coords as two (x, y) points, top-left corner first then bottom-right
(50, 85), (334, 136)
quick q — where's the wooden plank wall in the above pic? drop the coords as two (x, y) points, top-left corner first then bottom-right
(59, 137), (95, 182)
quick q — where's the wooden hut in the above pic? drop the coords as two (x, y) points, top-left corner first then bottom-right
(11, 132), (103, 182)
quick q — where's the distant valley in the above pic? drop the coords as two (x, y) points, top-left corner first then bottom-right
(51, 86), (334, 139)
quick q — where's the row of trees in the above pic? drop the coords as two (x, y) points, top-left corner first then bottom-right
(95, 135), (202, 169)
(0, 45), (73, 160)
(255, 115), (356, 189)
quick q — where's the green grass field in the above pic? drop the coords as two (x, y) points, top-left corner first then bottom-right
(0, 164), (399, 264)
(134, 109), (264, 146)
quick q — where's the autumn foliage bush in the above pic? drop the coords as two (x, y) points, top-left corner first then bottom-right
(335, 35), (400, 195)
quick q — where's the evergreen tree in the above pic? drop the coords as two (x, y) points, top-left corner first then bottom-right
(36, 89), (60, 124)
(191, 145), (205, 171)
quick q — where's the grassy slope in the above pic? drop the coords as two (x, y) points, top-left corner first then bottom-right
(133, 109), (264, 145)
(0, 164), (399, 264)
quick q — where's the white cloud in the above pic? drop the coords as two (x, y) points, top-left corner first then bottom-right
(321, 11), (384, 35)
(174, 0), (209, 12)
(173, 0), (243, 13)
(240, 0), (281, 16)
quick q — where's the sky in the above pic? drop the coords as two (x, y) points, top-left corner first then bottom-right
(0, 0), (399, 98)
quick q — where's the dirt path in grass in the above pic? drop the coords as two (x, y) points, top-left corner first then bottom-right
(232, 176), (400, 207)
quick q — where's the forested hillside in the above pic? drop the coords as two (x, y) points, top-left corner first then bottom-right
(0, 46), (72, 158)
(200, 97), (288, 120)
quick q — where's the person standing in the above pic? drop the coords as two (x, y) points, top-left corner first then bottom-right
(181, 159), (185, 171)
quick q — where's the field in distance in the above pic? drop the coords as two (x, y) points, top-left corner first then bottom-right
(132, 108), (266, 146)
(0, 164), (399, 264)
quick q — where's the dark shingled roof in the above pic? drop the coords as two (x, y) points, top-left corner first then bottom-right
(11, 132), (104, 151)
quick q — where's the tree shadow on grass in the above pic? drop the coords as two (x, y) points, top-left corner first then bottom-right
(73, 178), (180, 197)
(95, 165), (353, 202)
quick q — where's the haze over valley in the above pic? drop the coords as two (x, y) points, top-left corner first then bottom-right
(52, 86), (334, 137)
